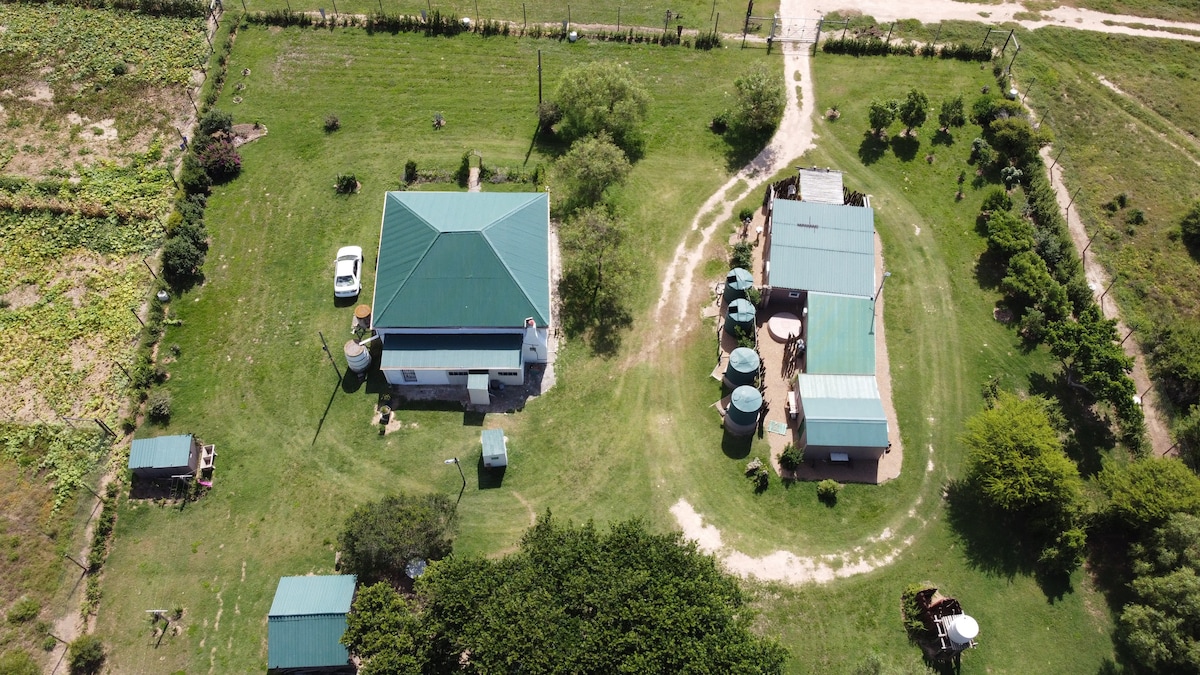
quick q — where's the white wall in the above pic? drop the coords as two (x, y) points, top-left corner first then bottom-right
(382, 368), (524, 387)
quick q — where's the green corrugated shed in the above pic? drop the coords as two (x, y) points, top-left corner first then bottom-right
(797, 374), (888, 447)
(768, 199), (875, 297)
(372, 192), (550, 329)
(481, 428), (508, 467)
(268, 575), (356, 670)
(380, 334), (522, 369)
(129, 434), (193, 470)
(805, 292), (876, 375)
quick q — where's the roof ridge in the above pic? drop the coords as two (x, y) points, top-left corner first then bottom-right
(376, 195), (439, 321)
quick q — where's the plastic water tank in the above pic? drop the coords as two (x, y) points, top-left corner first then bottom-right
(344, 340), (371, 374)
(946, 614), (979, 646)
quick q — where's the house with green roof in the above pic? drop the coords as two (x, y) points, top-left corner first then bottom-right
(763, 199), (876, 302)
(370, 192), (552, 403)
(128, 434), (199, 479)
(267, 574), (356, 673)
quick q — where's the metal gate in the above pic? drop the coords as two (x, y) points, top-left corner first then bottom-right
(769, 14), (820, 44)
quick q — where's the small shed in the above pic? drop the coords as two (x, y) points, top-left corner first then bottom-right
(481, 428), (508, 468)
(725, 385), (763, 435)
(723, 267), (754, 302)
(128, 434), (199, 479)
(467, 372), (491, 406)
(724, 347), (760, 388)
(268, 575), (357, 673)
(725, 298), (757, 337)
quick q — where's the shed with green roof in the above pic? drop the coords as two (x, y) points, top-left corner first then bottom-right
(268, 575), (356, 673)
(128, 434), (198, 479)
(796, 374), (889, 461)
(370, 192), (552, 392)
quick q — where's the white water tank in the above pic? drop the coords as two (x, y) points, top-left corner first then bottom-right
(946, 614), (979, 647)
(344, 340), (371, 374)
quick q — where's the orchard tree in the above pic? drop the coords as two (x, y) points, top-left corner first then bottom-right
(554, 60), (650, 156)
(1046, 306), (1136, 407)
(337, 492), (456, 587)
(553, 133), (631, 209)
(1000, 250), (1069, 320)
(986, 209), (1036, 257)
(867, 99), (897, 137)
(1118, 513), (1200, 673)
(732, 62), (785, 133)
(897, 88), (929, 135)
(1149, 318), (1200, 410)
(938, 95), (965, 130)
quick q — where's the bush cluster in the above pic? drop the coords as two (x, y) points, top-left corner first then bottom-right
(822, 38), (992, 61)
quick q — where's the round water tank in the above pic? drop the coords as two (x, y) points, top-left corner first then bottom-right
(946, 614), (979, 646)
(727, 385), (763, 428)
(725, 298), (757, 337)
(724, 347), (760, 387)
(344, 340), (372, 374)
(724, 267), (754, 302)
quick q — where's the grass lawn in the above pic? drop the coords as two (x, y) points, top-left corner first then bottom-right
(1017, 28), (1200, 342)
(95, 23), (1122, 675)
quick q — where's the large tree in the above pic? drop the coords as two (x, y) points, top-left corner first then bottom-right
(1098, 458), (1200, 530)
(897, 88), (928, 135)
(553, 133), (631, 208)
(343, 514), (788, 674)
(731, 62), (785, 133)
(937, 95), (965, 131)
(1046, 306), (1136, 410)
(1149, 318), (1200, 410)
(558, 206), (635, 344)
(1118, 513), (1200, 674)
(553, 60), (650, 156)
(337, 492), (456, 587)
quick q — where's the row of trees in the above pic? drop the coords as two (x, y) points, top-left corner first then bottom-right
(340, 511), (787, 674)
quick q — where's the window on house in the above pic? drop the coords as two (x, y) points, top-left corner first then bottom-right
(788, 291), (801, 299)
(401, 370), (417, 382)
(448, 371), (467, 377)
(498, 371), (519, 377)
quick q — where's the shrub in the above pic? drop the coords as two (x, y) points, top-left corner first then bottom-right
(817, 479), (842, 504)
(324, 114), (340, 132)
(456, 152), (472, 187)
(196, 136), (241, 183)
(161, 237), (204, 281)
(335, 173), (358, 194)
(730, 241), (754, 270)
(0, 651), (39, 675)
(67, 635), (104, 675)
(738, 207), (755, 222)
(710, 111), (729, 133)
(404, 160), (418, 185)
(779, 443), (804, 471)
(901, 584), (930, 633)
(6, 597), (39, 624)
(41, 634), (59, 651)
(197, 108), (233, 137)
(1126, 208), (1145, 225)
(180, 154), (211, 195)
(147, 390), (172, 424)
(171, 220), (209, 252)
(537, 101), (561, 129)
(1180, 201), (1200, 249)
(111, 62), (128, 76)
(745, 458), (769, 491)
(745, 286), (762, 306)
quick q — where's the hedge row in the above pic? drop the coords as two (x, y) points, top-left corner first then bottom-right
(821, 37), (993, 62)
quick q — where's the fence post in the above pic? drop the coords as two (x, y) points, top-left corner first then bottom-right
(885, 22), (892, 44)
(933, 21), (941, 45)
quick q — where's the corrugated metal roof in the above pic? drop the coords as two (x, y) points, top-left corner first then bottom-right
(373, 192), (550, 329)
(269, 575), (356, 616)
(482, 429), (506, 456)
(805, 293), (876, 375)
(767, 200), (875, 297)
(380, 333), (523, 370)
(128, 434), (193, 470)
(798, 168), (845, 205)
(267, 615), (351, 669)
(467, 372), (490, 390)
(797, 374), (887, 447)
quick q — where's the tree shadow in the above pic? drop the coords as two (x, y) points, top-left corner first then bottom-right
(931, 128), (955, 146)
(1028, 371), (1115, 478)
(858, 132), (888, 165)
(722, 127), (774, 173)
(722, 430), (752, 460)
(944, 478), (1029, 581)
(890, 133), (920, 162)
(462, 410), (485, 426)
(974, 247), (1008, 291)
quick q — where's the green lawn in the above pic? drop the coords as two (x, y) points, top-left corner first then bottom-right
(95, 24), (1123, 675)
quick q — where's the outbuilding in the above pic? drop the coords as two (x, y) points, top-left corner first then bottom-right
(481, 428), (508, 468)
(128, 434), (200, 479)
(267, 575), (357, 674)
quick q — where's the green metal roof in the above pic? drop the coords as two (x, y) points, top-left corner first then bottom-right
(805, 292), (876, 375)
(269, 575), (356, 616)
(481, 428), (506, 457)
(797, 374), (888, 447)
(467, 372), (490, 391)
(268, 615), (350, 669)
(381, 333), (523, 370)
(128, 434), (193, 470)
(768, 200), (875, 297)
(267, 575), (356, 670)
(373, 192), (550, 329)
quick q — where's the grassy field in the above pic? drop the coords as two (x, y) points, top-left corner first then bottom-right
(85, 14), (1131, 672)
(1016, 28), (1200, 404)
(1069, 0), (1200, 24)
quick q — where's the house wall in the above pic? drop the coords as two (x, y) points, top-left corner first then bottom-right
(381, 368), (524, 387)
(805, 444), (886, 463)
